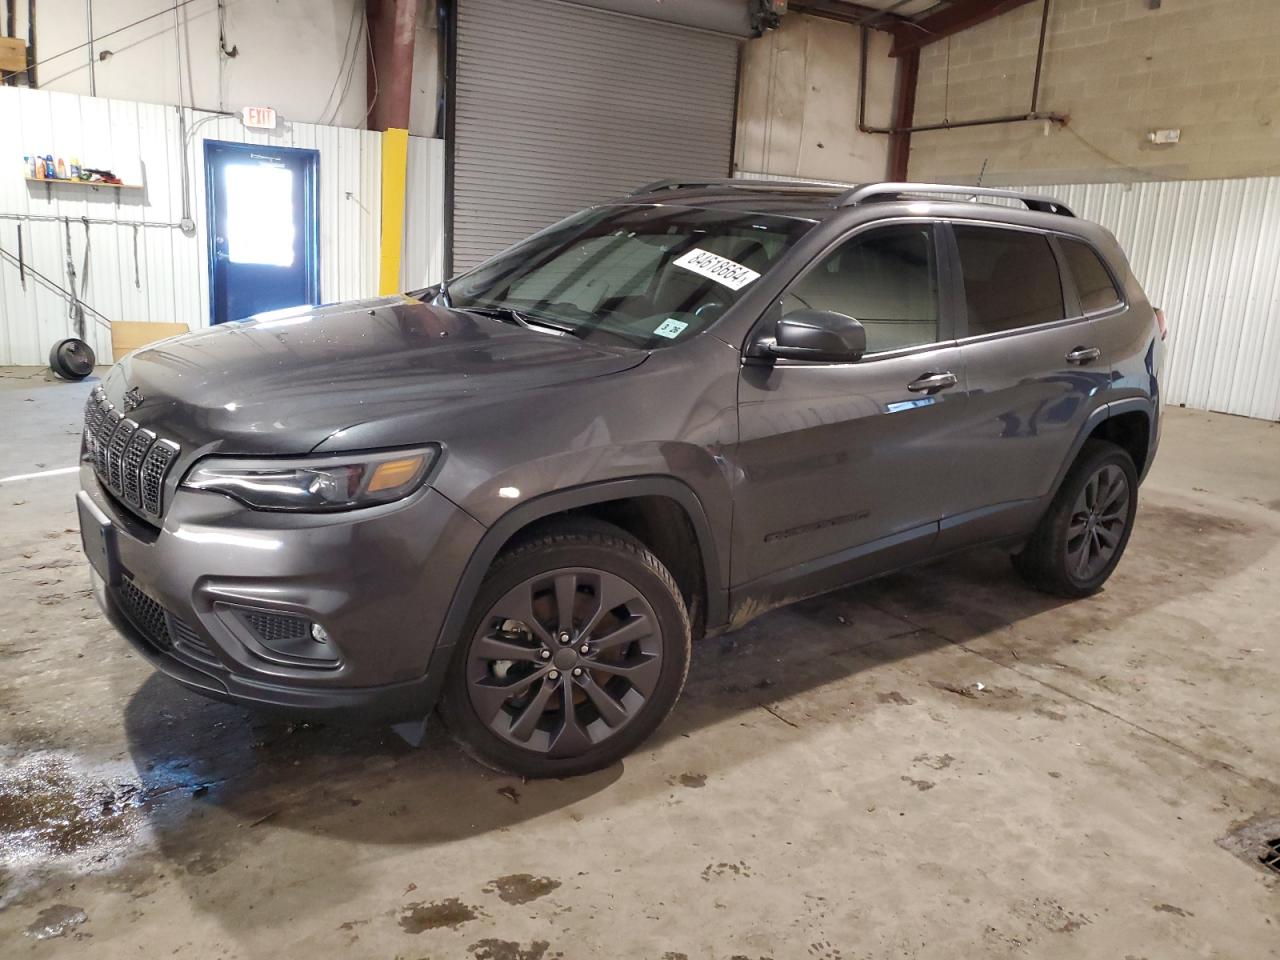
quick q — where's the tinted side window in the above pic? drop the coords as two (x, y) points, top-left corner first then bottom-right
(953, 226), (1064, 336)
(781, 225), (939, 354)
(1061, 238), (1122, 313)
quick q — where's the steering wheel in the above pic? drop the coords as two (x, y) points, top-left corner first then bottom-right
(693, 301), (726, 319)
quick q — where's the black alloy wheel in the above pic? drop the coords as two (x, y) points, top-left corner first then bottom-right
(1013, 439), (1139, 598)
(441, 520), (691, 778)
(1065, 463), (1129, 581)
(466, 566), (664, 757)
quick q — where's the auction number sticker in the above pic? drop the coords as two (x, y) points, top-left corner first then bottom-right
(653, 318), (689, 339)
(673, 248), (761, 291)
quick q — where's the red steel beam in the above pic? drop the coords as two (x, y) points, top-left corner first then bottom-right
(886, 47), (920, 180)
(889, 0), (1037, 57)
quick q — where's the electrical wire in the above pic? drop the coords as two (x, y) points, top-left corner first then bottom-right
(319, 1), (365, 125)
(28, 0), (205, 73)
(1059, 125), (1162, 180)
(364, 10), (380, 122)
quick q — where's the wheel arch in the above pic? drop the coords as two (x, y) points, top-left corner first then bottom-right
(1052, 398), (1155, 500)
(422, 476), (726, 703)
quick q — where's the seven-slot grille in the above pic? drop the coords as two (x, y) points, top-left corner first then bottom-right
(83, 386), (180, 520)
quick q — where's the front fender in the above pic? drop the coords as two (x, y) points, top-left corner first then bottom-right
(416, 474), (729, 718)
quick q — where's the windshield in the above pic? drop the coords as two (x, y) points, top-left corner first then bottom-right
(441, 205), (814, 348)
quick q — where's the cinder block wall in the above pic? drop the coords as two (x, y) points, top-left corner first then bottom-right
(735, 13), (897, 182)
(908, 0), (1280, 184)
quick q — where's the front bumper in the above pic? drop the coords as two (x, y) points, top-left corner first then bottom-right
(80, 465), (486, 722)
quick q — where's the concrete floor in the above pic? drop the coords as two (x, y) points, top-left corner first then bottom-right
(0, 365), (1277, 959)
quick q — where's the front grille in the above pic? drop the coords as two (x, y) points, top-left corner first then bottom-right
(84, 387), (181, 521)
(241, 611), (310, 644)
(117, 576), (213, 662)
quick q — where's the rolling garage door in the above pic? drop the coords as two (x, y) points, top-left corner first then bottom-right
(452, 0), (743, 271)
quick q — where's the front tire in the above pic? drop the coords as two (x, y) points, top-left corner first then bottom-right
(439, 519), (691, 778)
(1013, 439), (1138, 598)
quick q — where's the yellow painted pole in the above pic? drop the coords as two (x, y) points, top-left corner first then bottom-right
(378, 127), (409, 296)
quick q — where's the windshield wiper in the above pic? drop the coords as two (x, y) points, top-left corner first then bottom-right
(464, 305), (579, 337)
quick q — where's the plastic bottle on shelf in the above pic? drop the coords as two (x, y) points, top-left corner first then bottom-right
(57, 158), (67, 180)
(44, 155), (56, 179)
(70, 157), (81, 179)
(34, 155), (44, 179)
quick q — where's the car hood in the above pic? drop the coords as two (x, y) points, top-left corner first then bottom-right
(104, 297), (647, 455)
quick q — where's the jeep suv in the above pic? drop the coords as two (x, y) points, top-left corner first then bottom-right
(78, 180), (1163, 777)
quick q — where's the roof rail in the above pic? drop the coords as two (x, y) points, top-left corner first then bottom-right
(836, 182), (1074, 217)
(629, 177), (855, 197)
(630, 178), (729, 195)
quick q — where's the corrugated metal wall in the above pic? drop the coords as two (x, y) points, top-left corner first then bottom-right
(0, 86), (383, 366)
(1017, 179), (1280, 422)
(400, 136), (447, 292)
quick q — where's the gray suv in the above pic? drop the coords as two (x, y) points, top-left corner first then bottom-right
(78, 180), (1164, 777)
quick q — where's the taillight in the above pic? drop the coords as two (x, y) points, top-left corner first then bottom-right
(1155, 307), (1168, 340)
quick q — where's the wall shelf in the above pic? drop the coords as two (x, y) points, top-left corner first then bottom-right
(25, 177), (143, 191)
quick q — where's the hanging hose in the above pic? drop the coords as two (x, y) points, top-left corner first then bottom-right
(0, 244), (111, 329)
(1, 238), (107, 381)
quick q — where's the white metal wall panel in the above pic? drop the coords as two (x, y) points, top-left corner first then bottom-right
(401, 136), (447, 290)
(453, 0), (740, 270)
(1015, 178), (1280, 421)
(0, 86), (382, 366)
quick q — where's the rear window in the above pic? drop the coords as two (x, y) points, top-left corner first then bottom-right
(953, 225), (1064, 337)
(1060, 238), (1123, 313)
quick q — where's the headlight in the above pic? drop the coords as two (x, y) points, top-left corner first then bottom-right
(181, 447), (438, 512)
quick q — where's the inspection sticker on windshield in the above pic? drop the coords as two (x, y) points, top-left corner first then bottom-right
(653, 318), (689, 339)
(673, 248), (761, 291)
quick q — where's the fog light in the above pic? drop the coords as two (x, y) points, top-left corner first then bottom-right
(311, 623), (331, 644)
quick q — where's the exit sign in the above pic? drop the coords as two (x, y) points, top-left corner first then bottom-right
(242, 106), (277, 129)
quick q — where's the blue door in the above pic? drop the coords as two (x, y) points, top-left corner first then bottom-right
(205, 140), (320, 324)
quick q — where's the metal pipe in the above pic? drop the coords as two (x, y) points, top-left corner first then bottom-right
(26, 0), (35, 86)
(0, 211), (186, 228)
(893, 112), (1064, 134)
(857, 22), (1066, 138)
(365, 0), (417, 132)
(2, 0), (14, 85)
(1030, 0), (1050, 114)
(84, 0), (94, 94)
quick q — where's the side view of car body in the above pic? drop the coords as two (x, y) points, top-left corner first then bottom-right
(79, 180), (1164, 777)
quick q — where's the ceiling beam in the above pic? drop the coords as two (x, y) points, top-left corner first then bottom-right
(888, 0), (1038, 56)
(787, 1), (907, 31)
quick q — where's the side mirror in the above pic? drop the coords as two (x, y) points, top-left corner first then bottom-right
(767, 310), (867, 363)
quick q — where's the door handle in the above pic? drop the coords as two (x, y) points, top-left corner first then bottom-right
(1066, 346), (1101, 364)
(907, 371), (958, 393)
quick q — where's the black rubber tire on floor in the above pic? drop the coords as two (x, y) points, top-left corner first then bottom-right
(439, 518), (691, 779)
(48, 338), (96, 381)
(1012, 439), (1139, 599)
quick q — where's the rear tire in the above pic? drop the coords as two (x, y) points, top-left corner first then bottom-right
(439, 519), (691, 778)
(1012, 439), (1138, 598)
